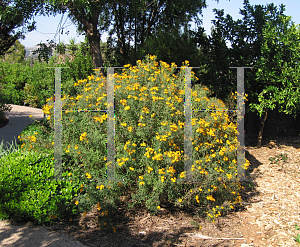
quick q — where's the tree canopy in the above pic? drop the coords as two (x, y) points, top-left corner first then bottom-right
(0, 0), (44, 56)
(34, 0), (223, 70)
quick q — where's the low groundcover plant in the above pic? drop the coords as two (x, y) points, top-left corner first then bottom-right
(0, 147), (80, 225)
(20, 55), (250, 230)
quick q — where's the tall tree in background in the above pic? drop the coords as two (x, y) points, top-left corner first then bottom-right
(251, 15), (300, 147)
(0, 0), (43, 56)
(42, 0), (112, 71)
(198, 22), (231, 102)
(106, 0), (208, 66)
(39, 0), (225, 71)
(132, 18), (203, 69)
(202, 0), (288, 147)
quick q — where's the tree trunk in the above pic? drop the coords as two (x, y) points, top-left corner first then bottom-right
(86, 29), (104, 75)
(65, 2), (104, 75)
(257, 111), (268, 148)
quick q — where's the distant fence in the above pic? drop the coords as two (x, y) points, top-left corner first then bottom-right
(245, 106), (300, 137)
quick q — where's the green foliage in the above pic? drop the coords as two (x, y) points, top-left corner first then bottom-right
(269, 153), (288, 164)
(0, 61), (29, 105)
(61, 49), (94, 88)
(205, 0), (287, 108)
(134, 23), (203, 72)
(0, 0), (42, 56)
(40, 55), (249, 224)
(250, 15), (300, 118)
(0, 38), (94, 109)
(0, 40), (26, 64)
(32, 39), (56, 64)
(294, 224), (300, 244)
(0, 148), (80, 225)
(0, 60), (55, 108)
(197, 23), (232, 102)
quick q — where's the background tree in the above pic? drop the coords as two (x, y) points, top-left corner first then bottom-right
(197, 23), (231, 103)
(0, 0), (43, 56)
(0, 39), (25, 64)
(105, 0), (208, 66)
(250, 15), (300, 147)
(42, 0), (112, 71)
(39, 0), (226, 72)
(200, 0), (288, 147)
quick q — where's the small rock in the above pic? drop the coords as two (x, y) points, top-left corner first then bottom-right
(268, 141), (276, 149)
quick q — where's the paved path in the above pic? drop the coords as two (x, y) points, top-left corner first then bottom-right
(0, 220), (87, 247)
(0, 104), (88, 247)
(0, 104), (45, 152)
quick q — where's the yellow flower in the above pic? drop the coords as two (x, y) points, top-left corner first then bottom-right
(75, 201), (79, 205)
(68, 173), (72, 176)
(139, 181), (144, 185)
(96, 185), (105, 190)
(157, 205), (161, 209)
(206, 195), (216, 201)
(147, 166), (153, 173)
(129, 167), (134, 171)
(178, 198), (182, 202)
(159, 168), (165, 174)
(86, 173), (92, 179)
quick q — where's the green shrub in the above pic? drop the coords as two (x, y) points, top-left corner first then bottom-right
(0, 50), (93, 109)
(0, 147), (80, 225)
(39, 55), (249, 226)
(0, 60), (55, 108)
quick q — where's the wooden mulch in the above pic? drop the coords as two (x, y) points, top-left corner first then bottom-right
(38, 136), (300, 246)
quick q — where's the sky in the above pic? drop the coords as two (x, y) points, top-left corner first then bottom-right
(20, 0), (300, 48)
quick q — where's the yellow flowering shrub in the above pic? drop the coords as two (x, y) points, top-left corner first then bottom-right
(42, 55), (250, 222)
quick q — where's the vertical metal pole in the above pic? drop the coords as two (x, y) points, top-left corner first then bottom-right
(184, 67), (194, 181)
(177, 67), (196, 182)
(230, 67), (252, 182)
(54, 67), (62, 180)
(47, 67), (69, 181)
(106, 67), (117, 181)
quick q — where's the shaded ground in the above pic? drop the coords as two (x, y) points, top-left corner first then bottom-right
(0, 115), (9, 129)
(29, 136), (299, 247)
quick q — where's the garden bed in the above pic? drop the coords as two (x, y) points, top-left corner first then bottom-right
(40, 136), (300, 246)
